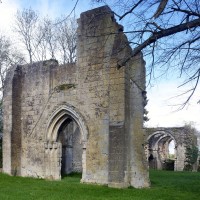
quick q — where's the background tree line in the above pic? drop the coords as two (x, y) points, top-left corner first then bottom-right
(2, 0), (200, 104)
(15, 8), (77, 65)
(0, 8), (77, 92)
(0, 9), (77, 165)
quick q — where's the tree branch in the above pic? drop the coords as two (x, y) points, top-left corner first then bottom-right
(119, 0), (144, 20)
(171, 7), (200, 18)
(54, 0), (79, 25)
(153, 0), (169, 19)
(118, 17), (200, 67)
(178, 69), (200, 109)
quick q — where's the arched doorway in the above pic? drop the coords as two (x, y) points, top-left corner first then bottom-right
(146, 131), (177, 170)
(57, 117), (83, 176)
(45, 105), (88, 180)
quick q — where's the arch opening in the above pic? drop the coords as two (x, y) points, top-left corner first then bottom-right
(57, 116), (83, 176)
(45, 105), (88, 180)
(168, 139), (175, 159)
(147, 131), (177, 171)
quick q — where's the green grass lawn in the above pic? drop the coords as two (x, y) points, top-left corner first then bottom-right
(0, 170), (199, 200)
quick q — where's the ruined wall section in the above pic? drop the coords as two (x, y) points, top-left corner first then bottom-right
(146, 127), (198, 171)
(3, 65), (24, 176)
(107, 20), (132, 188)
(11, 66), (23, 175)
(127, 54), (149, 188)
(3, 66), (17, 174)
(77, 6), (114, 184)
(3, 5), (150, 188)
(20, 61), (52, 177)
(77, 6), (150, 187)
(43, 63), (78, 179)
(77, 6), (129, 185)
(19, 60), (77, 178)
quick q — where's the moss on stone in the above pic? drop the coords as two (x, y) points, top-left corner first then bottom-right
(55, 84), (76, 91)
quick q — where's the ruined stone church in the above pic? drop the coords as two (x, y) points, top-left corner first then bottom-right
(3, 6), (150, 188)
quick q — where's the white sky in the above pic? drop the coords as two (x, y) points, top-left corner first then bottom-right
(146, 79), (200, 130)
(0, 0), (200, 132)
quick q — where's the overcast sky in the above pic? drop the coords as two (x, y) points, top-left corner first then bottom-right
(1, 0), (200, 131)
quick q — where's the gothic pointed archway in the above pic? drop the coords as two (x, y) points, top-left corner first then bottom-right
(146, 131), (177, 170)
(44, 105), (88, 180)
(57, 117), (83, 176)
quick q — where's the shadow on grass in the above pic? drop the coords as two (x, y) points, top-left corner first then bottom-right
(61, 172), (82, 179)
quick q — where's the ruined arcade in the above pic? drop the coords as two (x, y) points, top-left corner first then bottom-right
(146, 127), (198, 171)
(3, 6), (149, 188)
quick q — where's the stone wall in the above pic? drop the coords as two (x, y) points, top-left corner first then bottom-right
(3, 66), (16, 174)
(146, 127), (198, 171)
(3, 6), (149, 188)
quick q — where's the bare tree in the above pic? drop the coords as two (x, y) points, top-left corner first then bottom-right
(0, 35), (10, 89)
(14, 8), (39, 63)
(34, 22), (48, 61)
(92, 0), (200, 106)
(14, 8), (77, 64)
(57, 17), (77, 64)
(0, 34), (24, 90)
(42, 18), (58, 60)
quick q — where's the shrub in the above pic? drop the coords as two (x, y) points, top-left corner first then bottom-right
(184, 145), (199, 171)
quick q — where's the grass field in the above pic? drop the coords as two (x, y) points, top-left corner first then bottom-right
(0, 170), (199, 200)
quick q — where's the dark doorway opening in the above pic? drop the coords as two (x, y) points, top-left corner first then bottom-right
(57, 116), (83, 177)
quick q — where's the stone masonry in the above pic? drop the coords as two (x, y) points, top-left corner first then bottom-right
(3, 6), (150, 188)
(145, 127), (198, 171)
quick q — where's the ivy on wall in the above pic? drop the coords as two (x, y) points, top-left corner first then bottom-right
(184, 145), (199, 171)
